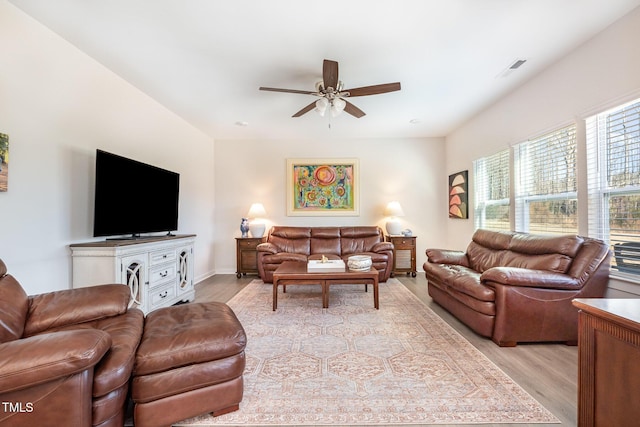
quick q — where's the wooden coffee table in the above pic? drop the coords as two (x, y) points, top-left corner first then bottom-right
(272, 261), (379, 310)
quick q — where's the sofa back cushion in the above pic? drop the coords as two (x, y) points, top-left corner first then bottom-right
(268, 226), (311, 255)
(340, 226), (383, 255)
(310, 227), (342, 255)
(467, 229), (584, 274)
(503, 233), (582, 273)
(467, 230), (513, 272)
(0, 260), (29, 343)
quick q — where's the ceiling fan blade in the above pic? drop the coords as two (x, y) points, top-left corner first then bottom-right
(343, 100), (366, 118)
(323, 60), (339, 91)
(292, 101), (317, 117)
(343, 82), (401, 97)
(259, 87), (316, 95)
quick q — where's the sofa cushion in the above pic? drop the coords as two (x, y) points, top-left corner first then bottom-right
(310, 227), (341, 255)
(472, 229), (513, 250)
(269, 227), (311, 255)
(340, 227), (383, 255)
(41, 308), (144, 398)
(0, 269), (28, 343)
(261, 252), (308, 264)
(424, 263), (495, 302)
(466, 242), (508, 273)
(24, 284), (131, 337)
(501, 252), (573, 273)
(509, 233), (583, 257)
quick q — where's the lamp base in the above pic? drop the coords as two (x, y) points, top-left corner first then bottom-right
(249, 223), (266, 238)
(385, 219), (402, 236)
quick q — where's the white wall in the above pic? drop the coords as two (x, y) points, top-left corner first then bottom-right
(446, 6), (640, 295)
(214, 137), (447, 274)
(0, 1), (216, 294)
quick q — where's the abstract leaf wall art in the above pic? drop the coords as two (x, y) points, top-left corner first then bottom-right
(449, 170), (468, 219)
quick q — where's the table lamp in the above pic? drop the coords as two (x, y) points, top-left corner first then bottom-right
(247, 203), (267, 238)
(384, 201), (405, 235)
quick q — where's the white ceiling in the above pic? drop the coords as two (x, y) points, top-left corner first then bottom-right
(9, 0), (640, 140)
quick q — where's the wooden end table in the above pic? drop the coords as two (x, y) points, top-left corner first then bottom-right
(272, 261), (379, 311)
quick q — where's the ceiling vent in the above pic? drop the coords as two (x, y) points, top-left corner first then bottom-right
(496, 59), (527, 78)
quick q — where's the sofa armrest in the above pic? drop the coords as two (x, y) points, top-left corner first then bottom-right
(24, 284), (130, 337)
(481, 267), (581, 290)
(0, 329), (111, 393)
(426, 249), (470, 267)
(372, 241), (394, 253)
(256, 242), (278, 254)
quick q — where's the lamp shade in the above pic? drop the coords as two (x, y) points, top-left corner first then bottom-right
(384, 201), (405, 217)
(247, 203), (267, 218)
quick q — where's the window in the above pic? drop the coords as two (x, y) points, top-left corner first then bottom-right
(587, 99), (640, 276)
(513, 125), (578, 234)
(474, 149), (510, 230)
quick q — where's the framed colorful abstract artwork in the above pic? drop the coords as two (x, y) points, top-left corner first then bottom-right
(287, 158), (359, 216)
(449, 170), (468, 219)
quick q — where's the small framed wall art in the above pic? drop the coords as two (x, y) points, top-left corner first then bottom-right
(287, 158), (359, 216)
(449, 170), (468, 219)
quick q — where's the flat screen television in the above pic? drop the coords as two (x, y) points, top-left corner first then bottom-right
(93, 149), (180, 238)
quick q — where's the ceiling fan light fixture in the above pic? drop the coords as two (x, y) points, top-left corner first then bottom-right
(315, 97), (329, 116)
(330, 97), (346, 117)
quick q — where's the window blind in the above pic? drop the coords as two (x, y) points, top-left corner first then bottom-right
(586, 99), (640, 275)
(474, 149), (510, 230)
(514, 125), (577, 234)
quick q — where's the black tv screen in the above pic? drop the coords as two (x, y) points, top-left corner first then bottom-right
(93, 149), (180, 238)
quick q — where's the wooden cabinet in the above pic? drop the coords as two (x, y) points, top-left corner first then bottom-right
(236, 237), (265, 278)
(386, 235), (417, 277)
(573, 298), (640, 427)
(70, 235), (195, 315)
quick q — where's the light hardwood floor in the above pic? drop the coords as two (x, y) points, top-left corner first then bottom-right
(194, 273), (578, 427)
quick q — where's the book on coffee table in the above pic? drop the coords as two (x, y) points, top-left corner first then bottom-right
(307, 259), (346, 273)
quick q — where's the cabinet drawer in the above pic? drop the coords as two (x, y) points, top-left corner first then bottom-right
(149, 283), (177, 310)
(239, 239), (262, 250)
(150, 249), (177, 266)
(149, 265), (177, 287)
(391, 238), (415, 249)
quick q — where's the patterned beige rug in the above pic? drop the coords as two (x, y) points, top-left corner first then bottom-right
(177, 279), (559, 425)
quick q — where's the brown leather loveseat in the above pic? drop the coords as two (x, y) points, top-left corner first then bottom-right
(0, 258), (144, 427)
(423, 229), (611, 347)
(257, 226), (394, 283)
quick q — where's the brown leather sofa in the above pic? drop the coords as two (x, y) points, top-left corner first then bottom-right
(0, 258), (144, 427)
(423, 229), (611, 347)
(257, 226), (394, 283)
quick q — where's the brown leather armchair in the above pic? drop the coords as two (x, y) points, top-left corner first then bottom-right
(0, 259), (144, 427)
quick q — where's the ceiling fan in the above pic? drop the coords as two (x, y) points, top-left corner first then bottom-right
(259, 59), (401, 118)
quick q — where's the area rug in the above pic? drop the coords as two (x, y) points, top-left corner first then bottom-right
(177, 279), (559, 425)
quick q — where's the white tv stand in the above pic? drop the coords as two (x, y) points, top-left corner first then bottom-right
(70, 234), (195, 315)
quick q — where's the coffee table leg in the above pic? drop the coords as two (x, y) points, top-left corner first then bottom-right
(373, 278), (379, 309)
(322, 282), (328, 308)
(273, 281), (278, 311)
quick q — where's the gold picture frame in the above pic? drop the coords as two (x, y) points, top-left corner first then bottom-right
(287, 158), (359, 216)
